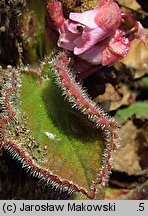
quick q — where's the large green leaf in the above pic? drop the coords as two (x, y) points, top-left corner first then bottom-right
(1, 66), (106, 199)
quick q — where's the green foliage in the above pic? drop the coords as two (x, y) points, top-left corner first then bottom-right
(141, 76), (148, 88)
(116, 102), (148, 123)
(22, 0), (53, 64)
(20, 70), (104, 198)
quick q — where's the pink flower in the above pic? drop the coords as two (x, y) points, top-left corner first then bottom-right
(47, 1), (145, 66)
(80, 29), (131, 66)
(57, 0), (121, 55)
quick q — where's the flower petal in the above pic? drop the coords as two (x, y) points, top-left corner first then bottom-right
(68, 21), (85, 34)
(136, 22), (146, 43)
(58, 20), (80, 51)
(94, 0), (121, 31)
(69, 9), (99, 29)
(102, 30), (131, 65)
(79, 41), (108, 65)
(73, 27), (106, 55)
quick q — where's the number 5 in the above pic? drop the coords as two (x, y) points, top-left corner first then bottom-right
(139, 203), (144, 211)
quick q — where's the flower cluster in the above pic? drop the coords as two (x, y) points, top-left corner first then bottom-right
(47, 0), (145, 66)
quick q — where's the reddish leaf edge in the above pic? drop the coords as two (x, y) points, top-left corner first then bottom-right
(0, 52), (120, 199)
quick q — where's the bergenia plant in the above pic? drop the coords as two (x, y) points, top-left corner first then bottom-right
(1, 0), (145, 200)
(47, 0), (145, 67)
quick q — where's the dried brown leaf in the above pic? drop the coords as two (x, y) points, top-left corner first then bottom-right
(113, 120), (148, 175)
(116, 0), (141, 11)
(94, 83), (136, 111)
(120, 30), (148, 79)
